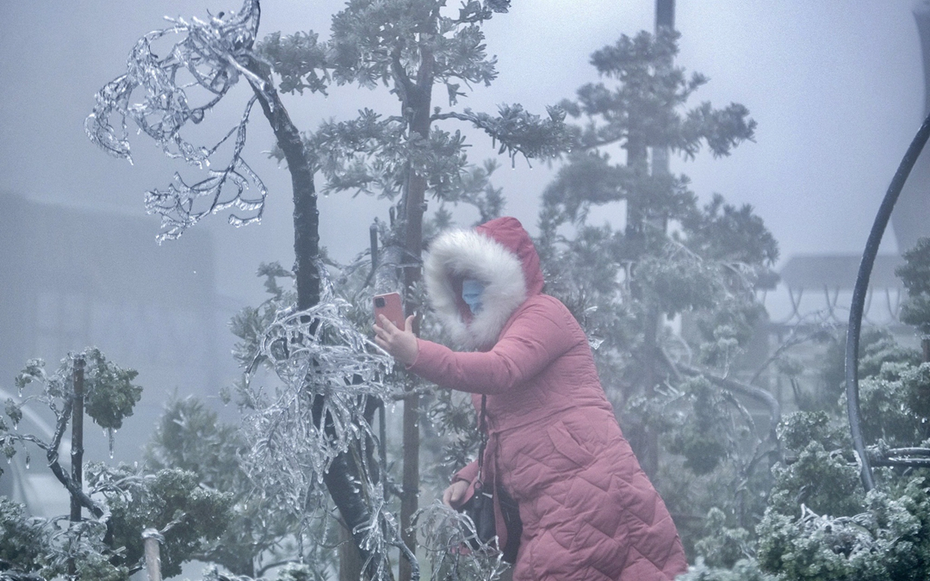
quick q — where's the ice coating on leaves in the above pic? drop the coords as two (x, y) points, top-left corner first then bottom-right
(238, 287), (394, 507)
(352, 496), (409, 581)
(235, 285), (413, 579)
(85, 0), (270, 242)
(415, 502), (508, 581)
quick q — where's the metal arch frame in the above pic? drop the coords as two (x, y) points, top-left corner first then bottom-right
(846, 111), (930, 492)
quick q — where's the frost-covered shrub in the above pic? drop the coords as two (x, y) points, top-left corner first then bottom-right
(756, 481), (930, 581)
(665, 378), (734, 476)
(0, 349), (236, 581)
(92, 464), (234, 579)
(897, 237), (930, 337)
(694, 508), (753, 569)
(771, 445), (862, 520)
(776, 410), (849, 453)
(0, 496), (48, 575)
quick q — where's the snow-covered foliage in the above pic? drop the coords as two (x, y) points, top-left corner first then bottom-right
(227, 262), (463, 578)
(6, 349), (142, 468)
(1, 351), (232, 581)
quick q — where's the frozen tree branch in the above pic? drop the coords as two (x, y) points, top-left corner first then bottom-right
(431, 104), (570, 163)
(85, 0), (270, 241)
(676, 361), (781, 437)
(236, 276), (409, 579)
(240, 289), (394, 484)
(414, 502), (507, 581)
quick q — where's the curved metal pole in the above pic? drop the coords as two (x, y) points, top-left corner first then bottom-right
(846, 111), (930, 492)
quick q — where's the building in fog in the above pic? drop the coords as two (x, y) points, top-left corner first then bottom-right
(0, 191), (235, 470)
(771, 2), (930, 334)
(743, 3), (930, 415)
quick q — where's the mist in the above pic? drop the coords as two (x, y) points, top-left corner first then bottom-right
(0, 0), (926, 464)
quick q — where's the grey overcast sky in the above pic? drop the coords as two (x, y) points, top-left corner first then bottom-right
(0, 0), (925, 307)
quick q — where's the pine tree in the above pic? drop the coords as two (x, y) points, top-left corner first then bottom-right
(536, 28), (779, 553)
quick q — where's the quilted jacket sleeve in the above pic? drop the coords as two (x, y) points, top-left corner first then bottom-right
(453, 460), (479, 484)
(408, 296), (580, 394)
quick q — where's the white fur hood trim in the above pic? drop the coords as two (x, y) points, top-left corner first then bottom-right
(424, 228), (527, 350)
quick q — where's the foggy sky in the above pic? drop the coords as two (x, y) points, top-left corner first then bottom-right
(0, 0), (924, 308)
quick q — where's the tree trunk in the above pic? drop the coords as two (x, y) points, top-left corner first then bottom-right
(641, 304), (660, 477)
(626, 1), (676, 479)
(625, 138), (661, 476)
(70, 354), (85, 523)
(142, 529), (164, 581)
(247, 59), (385, 579)
(398, 42), (434, 581)
(68, 354), (85, 578)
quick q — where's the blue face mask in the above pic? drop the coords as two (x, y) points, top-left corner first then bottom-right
(462, 278), (485, 315)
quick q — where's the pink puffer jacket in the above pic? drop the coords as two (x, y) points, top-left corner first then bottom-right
(409, 217), (687, 581)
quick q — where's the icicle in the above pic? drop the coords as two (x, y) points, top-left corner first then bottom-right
(24, 454), (30, 470)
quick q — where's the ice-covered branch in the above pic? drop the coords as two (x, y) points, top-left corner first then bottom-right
(431, 104), (570, 164)
(234, 282), (407, 579)
(238, 285), (394, 506)
(414, 502), (507, 581)
(85, 0), (269, 241)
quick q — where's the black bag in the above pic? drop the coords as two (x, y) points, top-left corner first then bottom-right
(457, 395), (522, 563)
(459, 479), (496, 548)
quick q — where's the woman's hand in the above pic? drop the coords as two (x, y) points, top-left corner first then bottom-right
(373, 314), (418, 366)
(442, 479), (470, 508)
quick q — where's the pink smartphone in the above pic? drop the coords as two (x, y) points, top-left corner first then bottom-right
(374, 292), (404, 330)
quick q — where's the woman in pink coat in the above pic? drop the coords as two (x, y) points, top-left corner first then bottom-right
(375, 217), (687, 581)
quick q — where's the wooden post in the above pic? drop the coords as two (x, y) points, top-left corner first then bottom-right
(68, 354), (85, 578)
(70, 354), (85, 522)
(142, 528), (164, 581)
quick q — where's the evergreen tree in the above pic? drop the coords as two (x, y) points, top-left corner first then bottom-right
(536, 28), (776, 553)
(678, 224), (930, 581)
(0, 350), (231, 581)
(86, 1), (567, 579)
(897, 237), (930, 362)
(259, 6), (564, 576)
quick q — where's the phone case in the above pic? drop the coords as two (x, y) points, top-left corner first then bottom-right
(374, 292), (405, 330)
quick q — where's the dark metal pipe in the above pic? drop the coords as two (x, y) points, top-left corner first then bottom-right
(846, 111), (930, 491)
